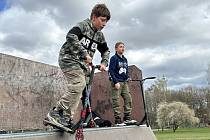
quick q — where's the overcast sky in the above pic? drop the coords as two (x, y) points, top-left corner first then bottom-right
(0, 0), (210, 89)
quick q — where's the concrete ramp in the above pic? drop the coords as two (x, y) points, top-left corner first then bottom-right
(0, 126), (157, 140)
(84, 125), (157, 140)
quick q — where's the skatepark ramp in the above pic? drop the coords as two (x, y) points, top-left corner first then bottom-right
(0, 125), (157, 140)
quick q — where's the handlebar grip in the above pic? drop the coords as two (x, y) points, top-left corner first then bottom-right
(146, 77), (156, 79)
(131, 77), (156, 82)
(89, 63), (101, 70)
(95, 65), (101, 69)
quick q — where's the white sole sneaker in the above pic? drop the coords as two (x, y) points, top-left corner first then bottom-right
(124, 120), (137, 124)
(115, 123), (126, 127)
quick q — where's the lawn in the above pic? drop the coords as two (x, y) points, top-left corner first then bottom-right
(154, 127), (210, 140)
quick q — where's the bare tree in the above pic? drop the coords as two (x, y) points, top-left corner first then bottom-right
(154, 75), (168, 102)
(145, 76), (169, 128)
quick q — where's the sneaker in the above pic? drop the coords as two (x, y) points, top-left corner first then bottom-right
(115, 119), (126, 127)
(124, 119), (137, 125)
(47, 108), (69, 127)
(115, 122), (126, 127)
(64, 116), (74, 128)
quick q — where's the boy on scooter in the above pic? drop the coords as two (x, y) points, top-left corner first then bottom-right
(46, 4), (111, 127)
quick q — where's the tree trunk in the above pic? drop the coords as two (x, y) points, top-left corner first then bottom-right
(172, 123), (178, 132)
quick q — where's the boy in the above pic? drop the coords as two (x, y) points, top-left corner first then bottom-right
(108, 42), (137, 126)
(46, 4), (111, 127)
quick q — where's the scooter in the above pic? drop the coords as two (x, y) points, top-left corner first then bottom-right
(131, 76), (156, 127)
(44, 63), (100, 140)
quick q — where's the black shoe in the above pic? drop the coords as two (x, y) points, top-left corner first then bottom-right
(115, 118), (126, 126)
(123, 114), (137, 125)
(64, 117), (74, 128)
(124, 119), (137, 124)
(47, 108), (69, 127)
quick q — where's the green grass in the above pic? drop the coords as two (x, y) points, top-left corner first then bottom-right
(154, 127), (210, 140)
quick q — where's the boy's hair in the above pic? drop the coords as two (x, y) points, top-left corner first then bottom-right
(91, 4), (111, 20)
(115, 42), (124, 49)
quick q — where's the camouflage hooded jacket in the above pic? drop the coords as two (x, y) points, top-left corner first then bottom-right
(59, 18), (110, 72)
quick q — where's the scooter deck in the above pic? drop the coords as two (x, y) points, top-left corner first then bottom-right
(43, 119), (74, 134)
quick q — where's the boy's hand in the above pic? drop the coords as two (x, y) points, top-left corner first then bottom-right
(84, 55), (92, 64)
(127, 78), (132, 82)
(115, 83), (120, 90)
(99, 64), (106, 71)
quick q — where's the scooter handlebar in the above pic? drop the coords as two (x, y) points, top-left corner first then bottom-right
(131, 76), (156, 82)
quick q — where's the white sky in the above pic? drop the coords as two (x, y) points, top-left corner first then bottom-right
(0, 0), (210, 89)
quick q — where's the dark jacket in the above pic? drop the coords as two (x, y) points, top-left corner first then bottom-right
(108, 53), (129, 84)
(59, 18), (110, 71)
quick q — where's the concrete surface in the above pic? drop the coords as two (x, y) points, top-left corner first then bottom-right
(0, 126), (157, 140)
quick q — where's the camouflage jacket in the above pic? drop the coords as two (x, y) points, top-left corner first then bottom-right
(59, 18), (110, 72)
